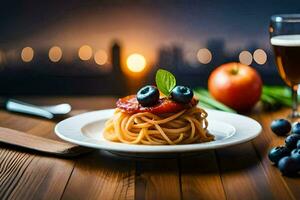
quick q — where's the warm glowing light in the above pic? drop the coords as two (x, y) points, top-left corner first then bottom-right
(253, 49), (267, 65)
(21, 47), (34, 62)
(78, 45), (93, 60)
(94, 50), (108, 65)
(126, 53), (146, 72)
(49, 46), (62, 62)
(239, 51), (252, 65)
(197, 48), (212, 64)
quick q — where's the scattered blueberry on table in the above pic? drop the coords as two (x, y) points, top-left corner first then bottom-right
(270, 119), (291, 136)
(268, 146), (291, 164)
(278, 156), (300, 176)
(292, 122), (300, 134)
(291, 149), (300, 163)
(297, 140), (300, 149)
(285, 134), (300, 149)
(268, 119), (300, 176)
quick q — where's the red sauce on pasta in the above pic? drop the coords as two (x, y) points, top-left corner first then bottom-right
(117, 95), (198, 114)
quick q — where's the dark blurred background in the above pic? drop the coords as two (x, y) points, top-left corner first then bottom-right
(0, 0), (299, 96)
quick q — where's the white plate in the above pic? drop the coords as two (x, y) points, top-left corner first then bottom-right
(55, 109), (262, 154)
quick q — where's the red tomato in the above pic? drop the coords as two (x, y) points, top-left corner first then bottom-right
(208, 62), (262, 111)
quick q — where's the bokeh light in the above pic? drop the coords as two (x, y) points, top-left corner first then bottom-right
(94, 50), (108, 65)
(126, 53), (146, 72)
(78, 45), (93, 61)
(253, 49), (267, 65)
(239, 51), (252, 65)
(49, 46), (62, 62)
(21, 47), (34, 62)
(197, 48), (212, 64)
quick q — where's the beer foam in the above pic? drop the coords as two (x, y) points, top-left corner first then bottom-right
(271, 34), (300, 46)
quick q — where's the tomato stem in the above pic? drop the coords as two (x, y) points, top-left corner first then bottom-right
(230, 66), (239, 75)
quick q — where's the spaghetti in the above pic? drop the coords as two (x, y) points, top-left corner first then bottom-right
(103, 106), (214, 145)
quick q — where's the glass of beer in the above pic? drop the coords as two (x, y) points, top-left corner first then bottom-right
(270, 14), (300, 118)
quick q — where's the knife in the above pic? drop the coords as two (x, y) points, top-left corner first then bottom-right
(0, 127), (92, 157)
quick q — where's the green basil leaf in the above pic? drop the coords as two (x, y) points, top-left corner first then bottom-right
(155, 69), (176, 96)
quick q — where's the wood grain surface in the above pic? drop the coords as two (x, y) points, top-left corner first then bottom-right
(181, 151), (226, 200)
(135, 158), (181, 200)
(0, 96), (299, 200)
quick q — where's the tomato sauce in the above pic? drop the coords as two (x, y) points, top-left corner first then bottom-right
(116, 95), (198, 114)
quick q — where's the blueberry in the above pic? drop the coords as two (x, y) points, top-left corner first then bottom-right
(292, 122), (300, 134)
(278, 156), (299, 176)
(270, 119), (291, 136)
(285, 134), (300, 149)
(297, 140), (300, 149)
(291, 149), (300, 163)
(137, 85), (159, 107)
(268, 146), (291, 164)
(171, 86), (193, 104)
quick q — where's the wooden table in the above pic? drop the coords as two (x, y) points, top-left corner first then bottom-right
(0, 96), (300, 200)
